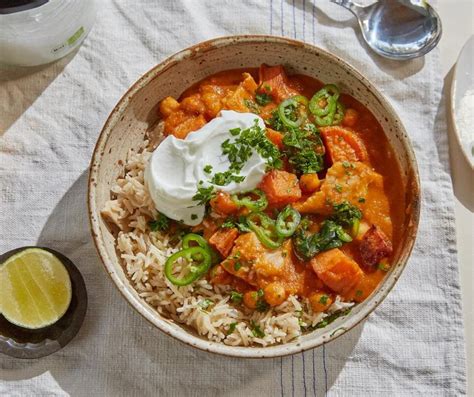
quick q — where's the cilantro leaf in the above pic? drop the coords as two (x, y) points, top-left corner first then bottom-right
(192, 184), (215, 205)
(230, 291), (243, 304)
(250, 321), (265, 338)
(255, 92), (272, 106)
(148, 212), (170, 232)
(330, 201), (362, 228)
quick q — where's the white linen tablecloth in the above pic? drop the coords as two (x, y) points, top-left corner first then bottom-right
(0, 1), (467, 395)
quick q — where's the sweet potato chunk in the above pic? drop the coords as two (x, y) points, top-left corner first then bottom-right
(311, 249), (363, 294)
(209, 228), (239, 258)
(210, 192), (239, 215)
(266, 128), (284, 149)
(320, 126), (368, 164)
(221, 232), (265, 286)
(258, 170), (301, 206)
(167, 114), (207, 139)
(359, 225), (393, 267)
(259, 64), (298, 102)
(222, 73), (258, 112)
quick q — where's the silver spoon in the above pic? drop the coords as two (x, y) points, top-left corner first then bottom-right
(330, 0), (442, 60)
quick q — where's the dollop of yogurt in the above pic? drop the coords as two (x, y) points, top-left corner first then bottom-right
(145, 110), (267, 226)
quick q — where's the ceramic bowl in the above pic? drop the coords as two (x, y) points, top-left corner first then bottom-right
(88, 36), (420, 358)
(450, 35), (474, 168)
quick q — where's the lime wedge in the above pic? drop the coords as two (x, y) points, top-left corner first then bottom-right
(0, 248), (72, 329)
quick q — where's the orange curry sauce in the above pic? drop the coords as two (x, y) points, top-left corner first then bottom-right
(158, 65), (405, 312)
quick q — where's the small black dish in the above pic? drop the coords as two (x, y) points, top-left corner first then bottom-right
(0, 246), (87, 359)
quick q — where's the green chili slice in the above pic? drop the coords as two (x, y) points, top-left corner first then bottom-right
(278, 95), (308, 128)
(164, 246), (211, 286)
(182, 233), (219, 264)
(232, 189), (268, 212)
(310, 84), (346, 127)
(276, 206), (301, 237)
(309, 85), (340, 117)
(247, 212), (283, 249)
(332, 101), (345, 125)
(182, 233), (208, 250)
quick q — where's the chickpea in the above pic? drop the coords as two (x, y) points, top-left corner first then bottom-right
(299, 173), (321, 194)
(342, 108), (359, 127)
(264, 283), (287, 307)
(159, 96), (180, 117)
(243, 291), (258, 310)
(309, 292), (333, 313)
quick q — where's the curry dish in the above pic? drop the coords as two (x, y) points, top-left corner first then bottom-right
(103, 64), (405, 346)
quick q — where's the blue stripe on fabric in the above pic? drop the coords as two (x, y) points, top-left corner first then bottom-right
(291, 355), (295, 397)
(270, 0), (273, 35)
(323, 345), (328, 395)
(292, 0), (296, 39)
(281, 357), (284, 397)
(302, 352), (307, 396)
(302, 0), (306, 41)
(280, 0), (284, 35)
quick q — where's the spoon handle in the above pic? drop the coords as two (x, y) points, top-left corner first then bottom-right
(329, 0), (364, 16)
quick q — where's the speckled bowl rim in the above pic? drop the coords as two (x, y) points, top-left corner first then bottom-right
(88, 35), (420, 358)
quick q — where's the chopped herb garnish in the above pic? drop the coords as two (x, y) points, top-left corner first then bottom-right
(358, 197), (366, 203)
(355, 290), (363, 297)
(223, 120), (282, 171)
(203, 164), (213, 174)
(244, 99), (260, 114)
(192, 184), (215, 205)
(226, 322), (238, 335)
(293, 219), (353, 261)
(319, 295), (329, 305)
(330, 201), (362, 228)
(255, 92), (272, 106)
(255, 289), (269, 312)
(230, 291), (243, 304)
(148, 212), (170, 232)
(191, 214), (198, 220)
(335, 184), (343, 193)
(234, 262), (242, 271)
(221, 218), (236, 229)
(267, 109), (285, 131)
(197, 121), (281, 202)
(198, 299), (213, 310)
(250, 321), (265, 338)
(210, 170), (245, 186)
(314, 308), (352, 329)
(256, 300), (269, 312)
(378, 263), (390, 272)
(281, 123), (324, 175)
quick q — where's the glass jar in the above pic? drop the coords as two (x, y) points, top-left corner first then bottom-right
(0, 0), (97, 67)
